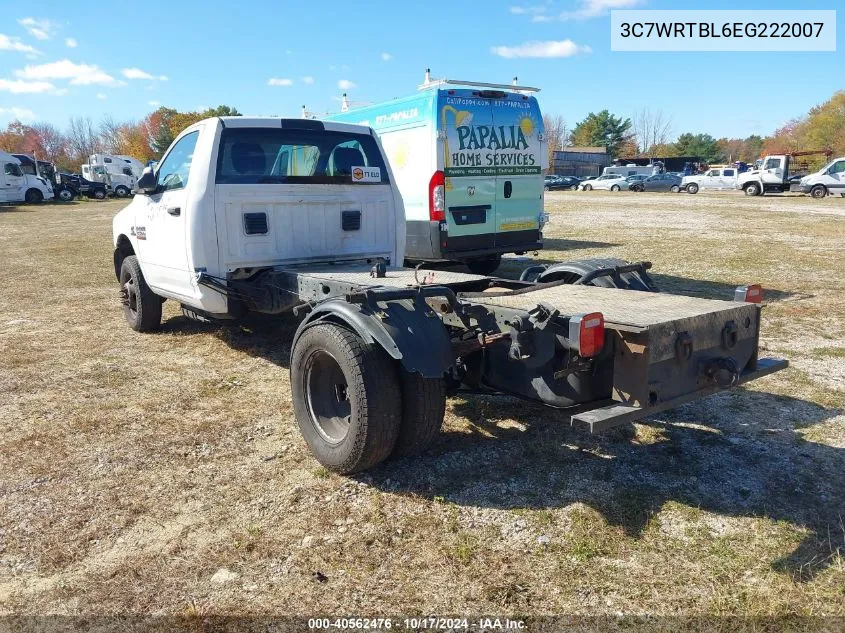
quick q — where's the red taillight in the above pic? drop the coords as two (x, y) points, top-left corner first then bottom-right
(734, 284), (763, 303)
(429, 170), (445, 222)
(569, 312), (605, 357)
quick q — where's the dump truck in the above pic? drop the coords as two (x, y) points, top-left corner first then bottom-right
(111, 116), (788, 474)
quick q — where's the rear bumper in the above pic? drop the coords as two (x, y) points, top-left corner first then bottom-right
(405, 219), (542, 262)
(571, 357), (788, 432)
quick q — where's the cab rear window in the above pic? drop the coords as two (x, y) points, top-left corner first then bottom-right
(215, 127), (389, 185)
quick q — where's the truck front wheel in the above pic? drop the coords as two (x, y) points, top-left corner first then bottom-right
(25, 189), (43, 203)
(119, 255), (162, 332)
(744, 183), (761, 196)
(291, 323), (402, 474)
(810, 185), (827, 199)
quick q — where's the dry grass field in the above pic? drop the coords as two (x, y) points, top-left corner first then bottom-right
(0, 191), (843, 625)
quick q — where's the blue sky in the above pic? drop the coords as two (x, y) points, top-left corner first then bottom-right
(0, 0), (840, 141)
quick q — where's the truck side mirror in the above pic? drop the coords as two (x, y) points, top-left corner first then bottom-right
(136, 167), (158, 195)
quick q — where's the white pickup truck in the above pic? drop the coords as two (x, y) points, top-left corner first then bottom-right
(680, 166), (739, 194)
(112, 116), (786, 473)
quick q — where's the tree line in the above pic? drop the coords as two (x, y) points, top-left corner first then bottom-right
(544, 90), (845, 169)
(0, 105), (240, 173)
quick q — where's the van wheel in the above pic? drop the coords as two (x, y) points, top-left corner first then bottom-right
(466, 255), (502, 276)
(92, 189), (106, 200)
(744, 183), (761, 196)
(119, 255), (162, 332)
(291, 323), (402, 474)
(25, 189), (43, 204)
(391, 372), (446, 458)
(810, 185), (827, 199)
(114, 185), (130, 198)
(687, 183), (699, 194)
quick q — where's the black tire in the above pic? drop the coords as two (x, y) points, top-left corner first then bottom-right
(583, 184), (593, 191)
(92, 188), (106, 200)
(543, 185), (550, 192)
(25, 189), (43, 204)
(291, 323), (402, 474)
(687, 183), (699, 194)
(744, 183), (761, 196)
(391, 372), (446, 458)
(610, 184), (621, 191)
(114, 185), (130, 198)
(810, 185), (827, 199)
(119, 255), (162, 332)
(466, 255), (502, 276)
(570, 184), (580, 191)
(57, 187), (75, 202)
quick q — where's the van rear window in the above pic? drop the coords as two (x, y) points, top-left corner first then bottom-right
(215, 128), (389, 185)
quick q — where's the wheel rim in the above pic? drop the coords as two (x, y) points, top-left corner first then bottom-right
(611, 185), (619, 191)
(305, 349), (351, 444)
(120, 271), (138, 321)
(59, 190), (73, 201)
(812, 187), (825, 198)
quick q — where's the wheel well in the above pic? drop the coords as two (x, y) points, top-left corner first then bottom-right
(113, 235), (135, 280)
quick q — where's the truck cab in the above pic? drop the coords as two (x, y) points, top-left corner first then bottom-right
(792, 156), (845, 198)
(10, 153), (55, 203)
(89, 153), (144, 198)
(1, 151), (27, 203)
(113, 117), (403, 316)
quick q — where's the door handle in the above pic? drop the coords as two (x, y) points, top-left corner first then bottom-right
(167, 207), (181, 216)
(504, 181), (512, 199)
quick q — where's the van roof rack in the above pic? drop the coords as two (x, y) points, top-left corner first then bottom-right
(418, 68), (539, 93)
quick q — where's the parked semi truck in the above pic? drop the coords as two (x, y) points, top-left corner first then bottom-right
(4, 152), (54, 203)
(327, 72), (546, 276)
(736, 150), (833, 196)
(111, 116), (787, 474)
(83, 153), (144, 198)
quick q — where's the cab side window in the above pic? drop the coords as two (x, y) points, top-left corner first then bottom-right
(4, 163), (22, 176)
(765, 158), (782, 170)
(828, 161), (845, 175)
(157, 131), (199, 193)
(723, 169), (734, 177)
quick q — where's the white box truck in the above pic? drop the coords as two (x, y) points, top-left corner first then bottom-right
(327, 71), (547, 275)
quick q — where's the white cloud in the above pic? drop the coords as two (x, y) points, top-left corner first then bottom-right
(15, 59), (124, 86)
(337, 79), (356, 90)
(510, 5), (547, 15)
(302, 76), (314, 85)
(0, 34), (40, 55)
(381, 52), (392, 61)
(148, 100), (160, 107)
(268, 77), (293, 86)
(491, 39), (592, 58)
(0, 78), (57, 94)
(65, 37), (77, 48)
(97, 92), (107, 100)
(0, 106), (36, 121)
(18, 18), (56, 41)
(548, 0), (645, 21)
(122, 67), (168, 81)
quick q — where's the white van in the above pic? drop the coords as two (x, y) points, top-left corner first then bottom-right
(328, 73), (546, 275)
(793, 156), (845, 198)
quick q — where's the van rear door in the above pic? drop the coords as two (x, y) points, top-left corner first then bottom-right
(491, 94), (543, 250)
(441, 90), (497, 252)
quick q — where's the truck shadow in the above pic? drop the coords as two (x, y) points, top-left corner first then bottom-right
(368, 390), (843, 581)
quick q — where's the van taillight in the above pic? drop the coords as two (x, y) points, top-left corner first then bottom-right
(569, 312), (605, 358)
(429, 171), (445, 222)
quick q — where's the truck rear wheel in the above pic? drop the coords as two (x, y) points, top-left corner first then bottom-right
(291, 323), (402, 474)
(391, 372), (446, 458)
(92, 189), (106, 200)
(119, 255), (162, 332)
(466, 255), (502, 276)
(744, 183), (761, 196)
(810, 185), (827, 199)
(114, 185), (130, 198)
